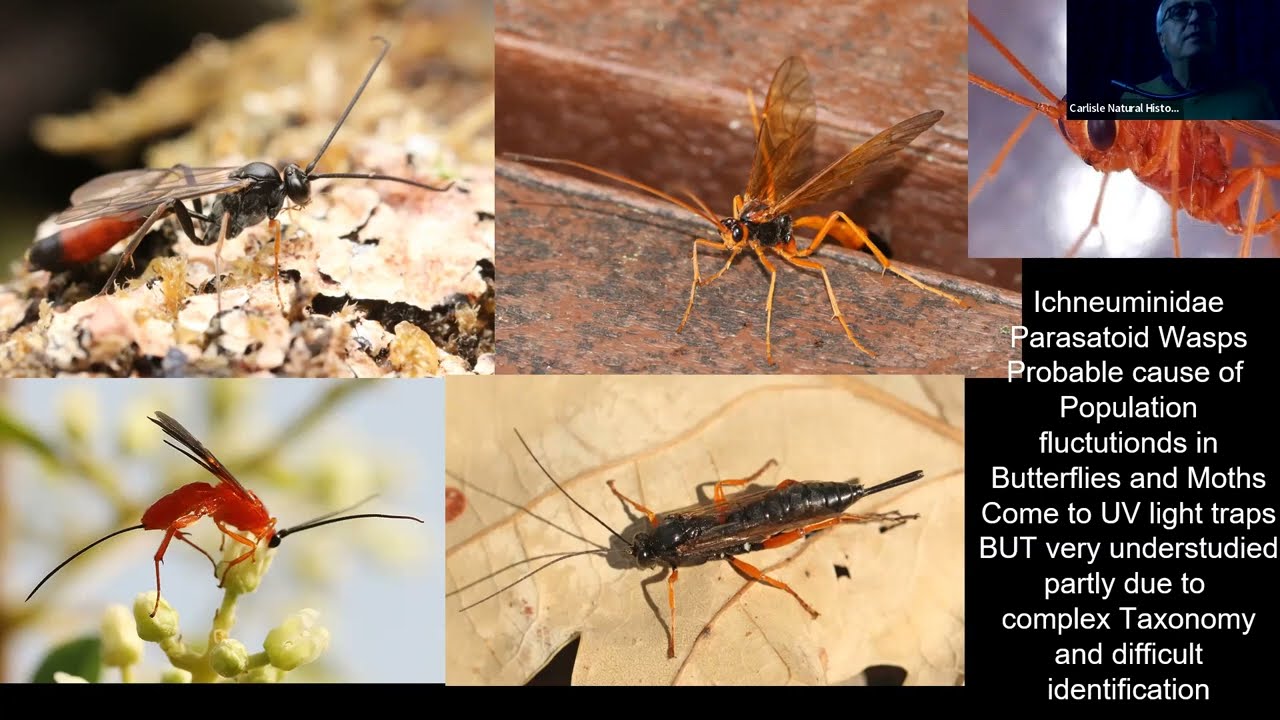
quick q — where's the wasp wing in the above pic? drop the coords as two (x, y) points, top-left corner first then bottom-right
(742, 56), (818, 208)
(148, 412), (256, 501)
(57, 167), (249, 225)
(759, 109), (944, 221)
(649, 484), (845, 563)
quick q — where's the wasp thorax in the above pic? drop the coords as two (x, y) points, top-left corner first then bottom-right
(283, 164), (311, 205)
(233, 161), (281, 184)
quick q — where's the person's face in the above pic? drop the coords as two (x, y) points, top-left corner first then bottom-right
(1159, 0), (1218, 61)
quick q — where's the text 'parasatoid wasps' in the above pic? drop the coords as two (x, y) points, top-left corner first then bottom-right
(511, 55), (971, 365)
(25, 411), (423, 615)
(27, 36), (457, 312)
(452, 429), (925, 660)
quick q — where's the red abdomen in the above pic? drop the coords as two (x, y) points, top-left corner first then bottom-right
(28, 211), (148, 270)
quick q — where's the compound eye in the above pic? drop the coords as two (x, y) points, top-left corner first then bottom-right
(731, 224), (743, 242)
(1087, 119), (1116, 152)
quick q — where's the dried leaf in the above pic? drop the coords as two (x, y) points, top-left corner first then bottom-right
(445, 376), (964, 686)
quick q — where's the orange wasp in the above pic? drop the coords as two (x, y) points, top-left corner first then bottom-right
(968, 7), (1280, 259)
(511, 56), (970, 365)
(25, 411), (422, 616)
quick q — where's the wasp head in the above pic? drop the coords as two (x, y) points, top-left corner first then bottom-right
(718, 218), (744, 246)
(282, 164), (311, 205)
(628, 531), (661, 568)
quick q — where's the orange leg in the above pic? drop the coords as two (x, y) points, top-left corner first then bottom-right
(679, 237), (739, 334)
(777, 251), (873, 358)
(271, 218), (284, 312)
(713, 458), (779, 504)
(606, 480), (659, 527)
(759, 511), (921, 552)
(213, 520), (261, 586)
(175, 531), (218, 574)
(1213, 165), (1280, 255)
(727, 555), (819, 619)
(792, 211), (970, 308)
(213, 209), (230, 316)
(748, 243), (780, 365)
(150, 518), (197, 617)
(969, 106), (1039, 204)
(1064, 172), (1110, 258)
(665, 568), (679, 659)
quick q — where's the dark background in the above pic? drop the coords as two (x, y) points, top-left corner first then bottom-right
(967, 258), (1279, 707)
(1065, 0), (1280, 119)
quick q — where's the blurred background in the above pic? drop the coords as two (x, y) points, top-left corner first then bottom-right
(0, 378), (444, 683)
(0, 0), (493, 272)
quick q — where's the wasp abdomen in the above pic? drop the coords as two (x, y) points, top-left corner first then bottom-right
(724, 481), (858, 526)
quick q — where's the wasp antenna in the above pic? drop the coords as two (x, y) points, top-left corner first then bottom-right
(307, 171), (453, 193)
(859, 470), (926, 498)
(504, 153), (721, 225)
(457, 549), (606, 612)
(451, 472), (608, 551)
(512, 429), (631, 547)
(26, 524), (147, 602)
(304, 35), (393, 176)
(270, 512), (422, 548)
(446, 549), (609, 599)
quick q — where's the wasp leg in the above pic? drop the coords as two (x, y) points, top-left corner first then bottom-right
(666, 568), (679, 659)
(727, 556), (818, 619)
(150, 516), (199, 617)
(97, 201), (178, 296)
(213, 519), (261, 586)
(712, 458), (779, 504)
(747, 242), (779, 365)
(760, 512), (921, 553)
(213, 209), (230, 316)
(792, 211), (971, 308)
(1214, 164), (1280, 256)
(679, 237), (737, 335)
(271, 218), (285, 312)
(606, 480), (658, 527)
(775, 249), (874, 359)
(1064, 172), (1110, 258)
(175, 531), (218, 574)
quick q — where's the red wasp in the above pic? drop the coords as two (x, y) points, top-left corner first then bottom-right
(455, 429), (924, 659)
(25, 411), (422, 616)
(28, 36), (455, 310)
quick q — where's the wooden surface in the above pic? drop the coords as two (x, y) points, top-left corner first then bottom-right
(497, 160), (1021, 375)
(495, 0), (1021, 293)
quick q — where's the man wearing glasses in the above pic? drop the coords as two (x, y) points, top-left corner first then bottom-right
(1118, 0), (1276, 119)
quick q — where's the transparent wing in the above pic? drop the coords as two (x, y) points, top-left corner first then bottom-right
(148, 412), (256, 502)
(57, 167), (249, 224)
(763, 109), (944, 219)
(743, 56), (818, 207)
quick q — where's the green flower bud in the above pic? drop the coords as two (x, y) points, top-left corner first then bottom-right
(133, 592), (179, 642)
(218, 540), (273, 596)
(264, 608), (330, 671)
(100, 604), (143, 667)
(161, 668), (192, 683)
(210, 638), (249, 678)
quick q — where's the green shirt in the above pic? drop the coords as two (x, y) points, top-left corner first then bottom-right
(1119, 75), (1278, 120)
